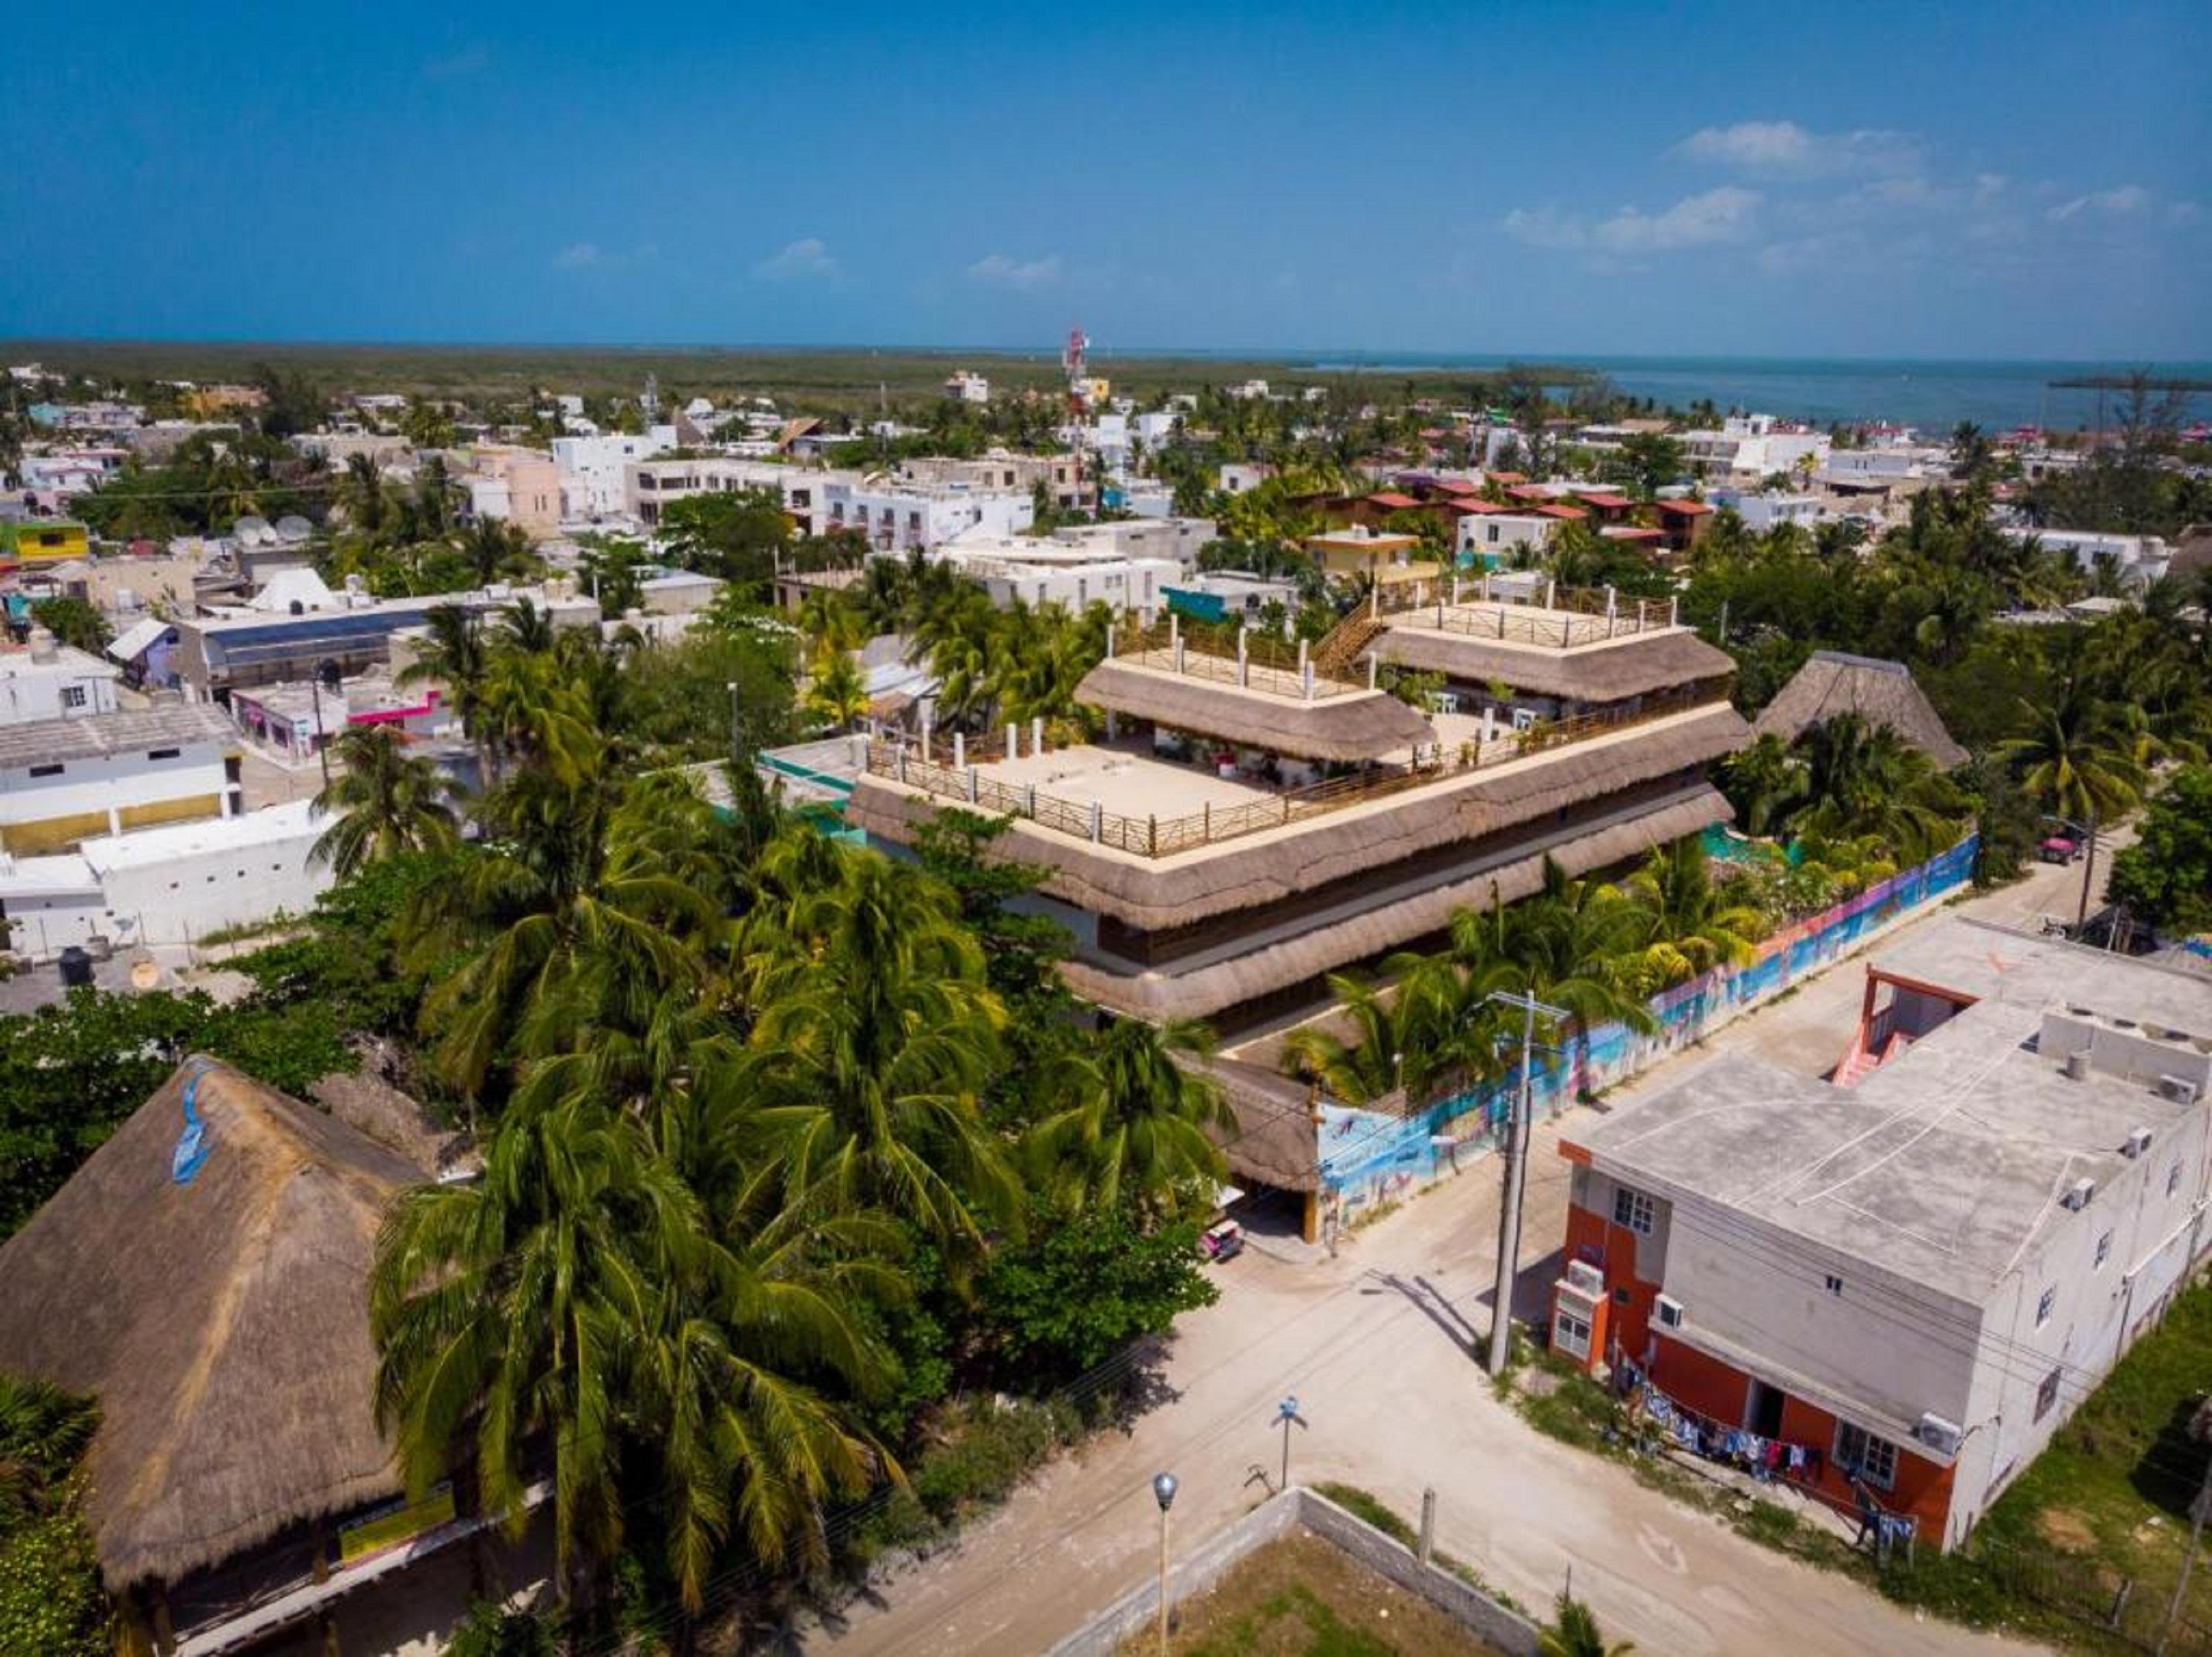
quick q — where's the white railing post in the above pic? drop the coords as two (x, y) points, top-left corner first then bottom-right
(1031, 715), (1044, 756)
(1106, 620), (1117, 657)
(897, 747), (908, 784)
(1026, 783), (1037, 814)
(1238, 625), (1249, 687)
(1669, 594), (1680, 627)
(1368, 655), (1378, 689)
(966, 766), (978, 803)
(1089, 800), (1102, 842)
(1007, 721), (1018, 759)
(1546, 578), (1557, 609)
(953, 731), (965, 771)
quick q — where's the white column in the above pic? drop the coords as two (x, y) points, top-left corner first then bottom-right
(1238, 626), (1249, 687)
(1007, 721), (1019, 759)
(1031, 715), (1044, 756)
(108, 804), (122, 836)
(953, 731), (966, 771)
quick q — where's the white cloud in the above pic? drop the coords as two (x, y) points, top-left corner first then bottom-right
(2168, 201), (2204, 228)
(966, 252), (1062, 290)
(1594, 187), (1762, 251)
(553, 243), (602, 269)
(1679, 120), (1920, 178)
(1504, 189), (1760, 254)
(753, 237), (840, 280)
(1500, 206), (1588, 250)
(2049, 184), (2151, 222)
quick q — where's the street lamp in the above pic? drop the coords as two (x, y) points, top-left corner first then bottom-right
(1151, 1471), (1178, 1656)
(1484, 988), (1568, 1378)
(1273, 1395), (1308, 1491)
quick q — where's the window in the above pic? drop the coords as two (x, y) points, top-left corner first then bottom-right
(2169, 1162), (2184, 1198)
(1824, 1274), (1845, 1297)
(60, 685), (88, 710)
(1553, 1305), (1592, 1361)
(2095, 1232), (2112, 1270)
(1613, 1185), (1656, 1237)
(147, 747), (180, 760)
(2034, 1367), (2062, 1423)
(2036, 1287), (2056, 1328)
(1836, 1422), (1901, 1491)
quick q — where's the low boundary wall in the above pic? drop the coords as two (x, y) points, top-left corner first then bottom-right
(1046, 1486), (1540, 1657)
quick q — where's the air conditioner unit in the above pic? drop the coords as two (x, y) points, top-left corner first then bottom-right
(2123, 1126), (2153, 1159)
(2061, 1177), (2096, 1211)
(1916, 1413), (1963, 1457)
(1654, 1294), (1685, 1330)
(2160, 1075), (2202, 1107)
(1565, 1261), (1604, 1297)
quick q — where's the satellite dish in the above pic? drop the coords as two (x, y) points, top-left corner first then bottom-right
(275, 514), (312, 544)
(234, 514), (272, 544)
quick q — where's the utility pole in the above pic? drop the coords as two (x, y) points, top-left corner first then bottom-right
(1151, 1472), (1178, 1656)
(2075, 807), (2100, 932)
(1486, 988), (1567, 1378)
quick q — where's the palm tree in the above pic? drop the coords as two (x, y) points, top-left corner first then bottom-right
(737, 846), (1014, 1247)
(1996, 684), (2150, 828)
(498, 595), (558, 655)
(1717, 733), (1803, 837)
(1283, 973), (1408, 1104)
(1791, 715), (1966, 866)
(341, 451), (389, 538)
(1623, 838), (1765, 989)
(1029, 1018), (1231, 1214)
(409, 758), (723, 1104)
(398, 604), (494, 765)
(802, 647), (871, 731)
(310, 724), (460, 878)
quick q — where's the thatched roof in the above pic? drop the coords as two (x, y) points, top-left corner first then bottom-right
(850, 702), (1749, 936)
(1075, 659), (1435, 762)
(1753, 650), (1969, 769)
(0, 1059), (416, 1590)
(1369, 624), (1734, 705)
(1193, 1055), (1321, 1192)
(1062, 785), (1731, 1021)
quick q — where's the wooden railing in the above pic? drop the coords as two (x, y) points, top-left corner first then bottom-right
(865, 691), (1713, 858)
(1112, 614), (1365, 699)
(1373, 580), (1676, 645)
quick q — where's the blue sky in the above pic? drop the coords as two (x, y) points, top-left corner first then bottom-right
(3, 1), (2207, 358)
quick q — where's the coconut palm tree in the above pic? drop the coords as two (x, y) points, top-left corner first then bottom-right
(737, 848), (1014, 1247)
(310, 724), (460, 878)
(1282, 973), (1408, 1104)
(1717, 733), (1804, 837)
(1029, 1018), (1231, 1215)
(1623, 837), (1765, 989)
(1995, 683), (2150, 829)
(409, 758), (723, 1104)
(398, 603), (493, 760)
(802, 647), (871, 732)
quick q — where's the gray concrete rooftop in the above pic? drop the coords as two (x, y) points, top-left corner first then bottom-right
(1575, 920), (2212, 1304)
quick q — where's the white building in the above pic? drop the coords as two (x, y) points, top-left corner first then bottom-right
(1457, 511), (1569, 559)
(823, 477), (1034, 552)
(626, 456), (847, 535)
(2024, 528), (2171, 586)
(0, 800), (333, 957)
(921, 534), (1178, 614)
(1711, 490), (1827, 533)
(554, 432), (670, 519)
(0, 631), (121, 723)
(1682, 415), (1831, 481)
(0, 703), (243, 855)
(943, 372), (991, 404)
(1218, 463), (1275, 496)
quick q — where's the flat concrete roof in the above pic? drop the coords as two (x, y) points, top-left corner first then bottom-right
(1571, 922), (2212, 1304)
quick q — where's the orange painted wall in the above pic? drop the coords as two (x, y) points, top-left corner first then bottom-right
(1562, 1200), (1665, 1369)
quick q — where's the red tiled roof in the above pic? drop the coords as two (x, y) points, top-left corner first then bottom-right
(1433, 478), (1480, 494)
(1444, 498), (1513, 514)
(1653, 498), (1714, 516)
(1368, 492), (1420, 510)
(1534, 504), (1588, 520)
(1575, 491), (1631, 509)
(1507, 484), (1553, 502)
(1600, 526), (1666, 542)
(1487, 471), (1527, 484)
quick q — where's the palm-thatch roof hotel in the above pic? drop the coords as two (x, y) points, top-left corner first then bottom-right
(848, 579), (1753, 1220)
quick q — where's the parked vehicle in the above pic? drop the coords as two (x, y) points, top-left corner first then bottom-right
(2039, 834), (2083, 865)
(1200, 1219), (1244, 1262)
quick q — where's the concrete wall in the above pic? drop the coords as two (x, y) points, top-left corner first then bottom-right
(86, 813), (334, 947)
(1045, 1487), (1540, 1657)
(0, 745), (238, 852)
